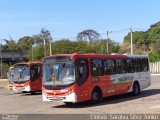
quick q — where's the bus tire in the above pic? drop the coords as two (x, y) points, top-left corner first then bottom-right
(64, 102), (73, 106)
(132, 82), (140, 95)
(22, 91), (27, 93)
(91, 88), (102, 104)
(31, 91), (36, 95)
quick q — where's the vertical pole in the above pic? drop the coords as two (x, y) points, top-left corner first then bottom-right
(0, 39), (2, 79)
(32, 45), (34, 62)
(106, 31), (109, 54)
(43, 38), (46, 57)
(49, 29), (53, 56)
(49, 37), (52, 56)
(130, 28), (133, 55)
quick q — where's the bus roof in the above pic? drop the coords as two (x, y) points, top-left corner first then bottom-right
(126, 55), (148, 58)
(43, 53), (126, 59)
(43, 53), (148, 60)
(14, 62), (42, 66)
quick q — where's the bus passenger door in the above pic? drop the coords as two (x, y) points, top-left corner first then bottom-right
(30, 64), (42, 91)
(76, 59), (90, 102)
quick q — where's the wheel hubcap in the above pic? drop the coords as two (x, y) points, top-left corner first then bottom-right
(93, 92), (98, 101)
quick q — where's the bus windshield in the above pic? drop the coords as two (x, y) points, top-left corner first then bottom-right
(14, 65), (30, 82)
(43, 62), (75, 86)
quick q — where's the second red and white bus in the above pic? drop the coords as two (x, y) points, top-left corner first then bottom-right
(7, 66), (15, 90)
(13, 62), (42, 94)
(42, 53), (151, 104)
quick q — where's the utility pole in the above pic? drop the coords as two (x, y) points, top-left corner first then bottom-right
(106, 31), (109, 54)
(49, 38), (52, 56)
(130, 28), (133, 55)
(49, 29), (53, 56)
(32, 45), (34, 62)
(0, 39), (2, 79)
(43, 38), (46, 57)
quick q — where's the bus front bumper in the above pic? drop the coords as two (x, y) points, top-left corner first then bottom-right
(42, 92), (77, 103)
(13, 85), (31, 93)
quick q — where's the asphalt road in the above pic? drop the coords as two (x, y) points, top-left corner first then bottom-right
(0, 75), (160, 114)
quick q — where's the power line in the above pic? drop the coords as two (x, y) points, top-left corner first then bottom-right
(35, 27), (148, 41)
(100, 27), (147, 35)
(132, 28), (147, 31)
(110, 28), (130, 33)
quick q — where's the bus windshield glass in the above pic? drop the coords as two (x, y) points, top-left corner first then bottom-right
(43, 56), (75, 86)
(14, 65), (30, 82)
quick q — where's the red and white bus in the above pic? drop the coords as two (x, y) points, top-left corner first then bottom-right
(42, 53), (151, 104)
(7, 66), (15, 90)
(13, 62), (42, 94)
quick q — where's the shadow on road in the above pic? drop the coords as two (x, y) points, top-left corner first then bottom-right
(53, 88), (160, 108)
(19, 91), (42, 96)
(0, 87), (42, 96)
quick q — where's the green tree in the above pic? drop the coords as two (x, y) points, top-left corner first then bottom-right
(32, 28), (52, 45)
(28, 45), (44, 61)
(77, 29), (100, 43)
(150, 39), (160, 54)
(3, 39), (18, 50)
(17, 36), (34, 51)
(52, 39), (81, 54)
(123, 21), (160, 61)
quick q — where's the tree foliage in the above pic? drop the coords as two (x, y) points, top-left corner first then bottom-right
(32, 28), (52, 46)
(123, 21), (160, 61)
(77, 29), (100, 42)
(17, 36), (34, 51)
(3, 39), (18, 50)
(27, 39), (120, 61)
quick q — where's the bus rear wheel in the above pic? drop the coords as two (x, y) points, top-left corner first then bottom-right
(132, 82), (140, 95)
(91, 89), (102, 104)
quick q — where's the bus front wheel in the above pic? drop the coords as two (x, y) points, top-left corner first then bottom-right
(91, 89), (102, 104)
(64, 102), (73, 106)
(31, 91), (36, 95)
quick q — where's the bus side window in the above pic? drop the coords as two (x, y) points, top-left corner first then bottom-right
(104, 59), (115, 75)
(134, 58), (142, 72)
(31, 65), (41, 81)
(126, 58), (135, 73)
(115, 59), (125, 74)
(76, 59), (89, 86)
(91, 59), (104, 76)
(142, 58), (149, 72)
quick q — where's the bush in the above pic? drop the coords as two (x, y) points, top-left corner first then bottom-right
(0, 64), (10, 79)
(149, 54), (160, 62)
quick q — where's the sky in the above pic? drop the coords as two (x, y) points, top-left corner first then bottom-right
(0, 0), (160, 43)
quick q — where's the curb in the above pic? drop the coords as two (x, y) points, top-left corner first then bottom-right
(151, 74), (160, 76)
